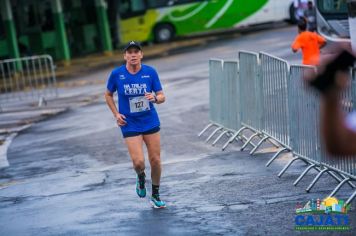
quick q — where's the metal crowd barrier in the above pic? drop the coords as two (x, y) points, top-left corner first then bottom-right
(221, 51), (262, 151)
(211, 61), (241, 146)
(256, 52), (291, 154)
(0, 55), (58, 107)
(199, 59), (244, 146)
(280, 65), (323, 184)
(278, 65), (347, 192)
(199, 51), (356, 204)
(288, 65), (319, 162)
(198, 59), (224, 140)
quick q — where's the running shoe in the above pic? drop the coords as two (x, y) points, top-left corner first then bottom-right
(150, 194), (166, 208)
(136, 173), (146, 198)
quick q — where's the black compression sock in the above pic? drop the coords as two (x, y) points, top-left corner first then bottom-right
(152, 184), (160, 196)
(138, 172), (145, 180)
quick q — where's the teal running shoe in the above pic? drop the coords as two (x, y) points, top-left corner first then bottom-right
(136, 173), (146, 198)
(150, 194), (166, 208)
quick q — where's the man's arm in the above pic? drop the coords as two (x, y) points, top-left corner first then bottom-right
(155, 91), (165, 104)
(291, 36), (300, 53)
(144, 90), (165, 104)
(105, 90), (118, 116)
(317, 34), (327, 49)
(104, 90), (126, 126)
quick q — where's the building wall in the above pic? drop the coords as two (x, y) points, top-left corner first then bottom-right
(0, 0), (113, 61)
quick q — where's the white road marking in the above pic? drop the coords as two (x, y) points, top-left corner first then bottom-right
(0, 133), (17, 168)
(0, 124), (32, 168)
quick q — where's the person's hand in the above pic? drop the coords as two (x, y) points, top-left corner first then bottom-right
(308, 47), (355, 94)
(115, 113), (127, 126)
(145, 92), (157, 103)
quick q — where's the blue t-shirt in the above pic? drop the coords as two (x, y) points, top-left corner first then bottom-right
(107, 64), (163, 133)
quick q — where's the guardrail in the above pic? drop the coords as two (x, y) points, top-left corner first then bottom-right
(199, 51), (356, 205)
(0, 55), (58, 107)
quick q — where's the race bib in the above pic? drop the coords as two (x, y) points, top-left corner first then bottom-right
(129, 96), (150, 113)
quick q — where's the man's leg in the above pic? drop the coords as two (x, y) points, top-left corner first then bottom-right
(125, 135), (145, 173)
(143, 132), (161, 185)
(125, 135), (146, 197)
(143, 132), (166, 208)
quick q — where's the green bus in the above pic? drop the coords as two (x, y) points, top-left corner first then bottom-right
(116, 0), (295, 43)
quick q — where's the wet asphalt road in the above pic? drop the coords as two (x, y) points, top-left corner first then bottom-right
(1, 26), (355, 235)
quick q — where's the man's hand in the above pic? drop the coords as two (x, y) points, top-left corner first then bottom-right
(145, 92), (156, 103)
(115, 113), (127, 126)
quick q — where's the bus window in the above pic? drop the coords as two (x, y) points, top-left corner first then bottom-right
(131, 0), (145, 11)
(119, 0), (147, 19)
(119, 0), (130, 14)
(349, 1), (356, 17)
(0, 13), (4, 40)
(174, 0), (205, 4)
(146, 0), (205, 8)
(147, 0), (171, 8)
(315, 0), (350, 40)
(317, 0), (348, 14)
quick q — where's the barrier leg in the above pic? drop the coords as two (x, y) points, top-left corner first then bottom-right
(323, 170), (355, 188)
(328, 177), (351, 198)
(266, 148), (289, 167)
(198, 123), (214, 137)
(212, 130), (228, 146)
(278, 156), (301, 178)
(306, 168), (329, 193)
(249, 136), (269, 155)
(205, 127), (223, 143)
(239, 133), (249, 143)
(267, 138), (280, 148)
(293, 164), (317, 186)
(239, 134), (255, 147)
(240, 132), (259, 151)
(38, 96), (47, 107)
(332, 173), (356, 189)
(346, 190), (356, 205)
(326, 171), (343, 185)
(221, 127), (246, 151)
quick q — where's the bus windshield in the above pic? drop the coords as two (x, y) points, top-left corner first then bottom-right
(316, 0), (348, 14)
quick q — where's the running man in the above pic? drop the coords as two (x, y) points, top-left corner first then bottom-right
(291, 20), (326, 65)
(105, 41), (166, 208)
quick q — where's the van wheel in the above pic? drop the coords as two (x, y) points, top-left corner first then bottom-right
(154, 24), (175, 43)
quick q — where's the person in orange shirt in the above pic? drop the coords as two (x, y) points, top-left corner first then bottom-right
(291, 20), (326, 65)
